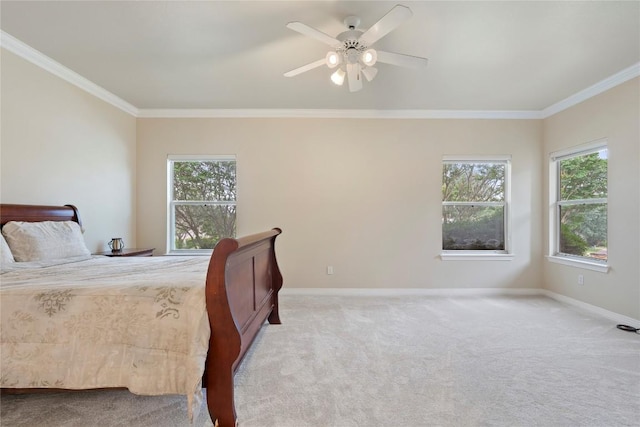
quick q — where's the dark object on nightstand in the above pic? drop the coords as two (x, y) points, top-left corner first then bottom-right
(96, 248), (154, 257)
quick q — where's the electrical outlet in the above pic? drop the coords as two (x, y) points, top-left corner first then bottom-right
(327, 266), (334, 275)
(578, 274), (584, 285)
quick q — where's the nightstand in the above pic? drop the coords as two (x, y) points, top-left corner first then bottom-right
(96, 248), (155, 257)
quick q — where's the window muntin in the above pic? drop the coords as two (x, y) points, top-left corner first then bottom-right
(554, 147), (607, 262)
(168, 156), (236, 253)
(442, 159), (510, 253)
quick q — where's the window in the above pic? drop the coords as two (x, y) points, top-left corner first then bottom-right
(442, 157), (511, 257)
(550, 141), (607, 267)
(168, 156), (236, 253)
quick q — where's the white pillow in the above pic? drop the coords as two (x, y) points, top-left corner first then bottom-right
(0, 233), (15, 264)
(2, 221), (91, 262)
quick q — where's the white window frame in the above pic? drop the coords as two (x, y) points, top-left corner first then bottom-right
(440, 155), (513, 261)
(167, 154), (236, 255)
(548, 139), (609, 273)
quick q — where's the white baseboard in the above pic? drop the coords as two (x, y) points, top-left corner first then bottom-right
(280, 287), (541, 297)
(540, 289), (639, 325)
(279, 287), (639, 325)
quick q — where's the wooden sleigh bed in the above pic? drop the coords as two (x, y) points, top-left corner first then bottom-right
(0, 203), (283, 427)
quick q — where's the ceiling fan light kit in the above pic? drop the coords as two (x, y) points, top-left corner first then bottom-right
(325, 51), (341, 68)
(284, 4), (428, 92)
(331, 68), (346, 86)
(362, 49), (377, 67)
(361, 66), (378, 82)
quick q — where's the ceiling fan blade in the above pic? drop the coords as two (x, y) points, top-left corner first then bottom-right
(284, 58), (327, 77)
(358, 5), (413, 46)
(376, 50), (428, 68)
(346, 63), (363, 92)
(286, 22), (342, 48)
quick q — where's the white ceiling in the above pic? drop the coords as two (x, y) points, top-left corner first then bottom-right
(1, 1), (639, 112)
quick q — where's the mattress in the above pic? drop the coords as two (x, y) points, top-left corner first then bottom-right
(0, 255), (211, 418)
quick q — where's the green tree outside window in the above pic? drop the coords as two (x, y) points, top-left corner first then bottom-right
(442, 162), (507, 251)
(557, 150), (607, 261)
(170, 159), (236, 251)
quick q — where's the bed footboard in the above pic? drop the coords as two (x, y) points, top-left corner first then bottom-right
(0, 204), (284, 426)
(203, 228), (283, 427)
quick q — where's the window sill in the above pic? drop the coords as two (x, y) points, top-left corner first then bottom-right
(166, 251), (212, 256)
(440, 253), (514, 261)
(546, 255), (609, 273)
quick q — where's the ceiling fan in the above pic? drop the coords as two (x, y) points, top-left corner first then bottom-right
(284, 4), (428, 92)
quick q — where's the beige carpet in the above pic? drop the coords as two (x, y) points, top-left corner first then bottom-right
(2, 295), (639, 426)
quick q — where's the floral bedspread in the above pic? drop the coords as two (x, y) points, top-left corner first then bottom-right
(0, 255), (211, 418)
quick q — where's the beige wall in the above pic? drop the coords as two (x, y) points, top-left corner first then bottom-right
(542, 77), (640, 319)
(3, 42), (636, 318)
(137, 118), (543, 290)
(0, 49), (137, 252)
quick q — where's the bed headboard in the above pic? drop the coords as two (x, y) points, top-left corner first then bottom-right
(0, 204), (82, 228)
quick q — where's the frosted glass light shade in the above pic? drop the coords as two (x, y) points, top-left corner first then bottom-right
(331, 68), (346, 85)
(325, 51), (341, 68)
(361, 49), (377, 66)
(362, 66), (378, 82)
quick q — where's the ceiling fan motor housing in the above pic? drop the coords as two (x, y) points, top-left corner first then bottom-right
(336, 30), (367, 64)
(284, 5), (428, 91)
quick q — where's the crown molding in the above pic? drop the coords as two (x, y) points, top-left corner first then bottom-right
(2, 31), (637, 120)
(136, 108), (542, 119)
(0, 31), (139, 116)
(541, 62), (640, 118)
